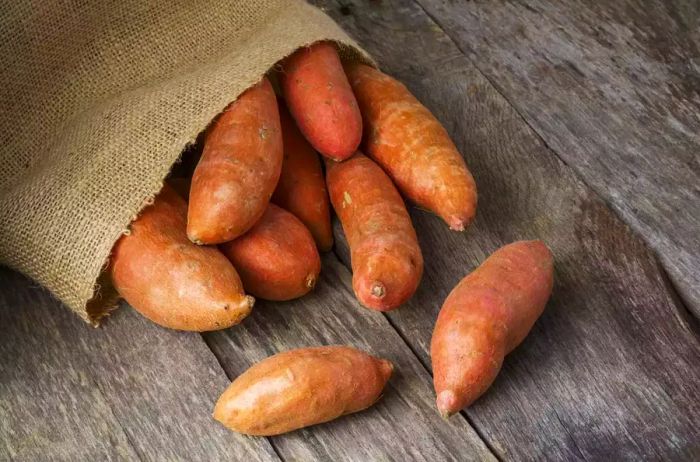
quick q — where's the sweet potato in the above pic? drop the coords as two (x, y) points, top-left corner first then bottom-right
(213, 346), (393, 436)
(219, 204), (321, 301)
(326, 153), (423, 311)
(281, 42), (362, 161)
(431, 240), (553, 417)
(346, 64), (477, 231)
(187, 77), (282, 244)
(271, 103), (333, 251)
(110, 186), (254, 331)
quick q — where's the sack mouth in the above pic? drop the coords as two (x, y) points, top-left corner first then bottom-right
(84, 39), (373, 326)
(0, 0), (374, 326)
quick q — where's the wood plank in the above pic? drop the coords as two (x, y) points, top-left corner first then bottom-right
(204, 254), (496, 461)
(0, 267), (280, 462)
(412, 0), (700, 318)
(317, 0), (700, 459)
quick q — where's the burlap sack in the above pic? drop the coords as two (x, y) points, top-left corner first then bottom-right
(0, 0), (371, 325)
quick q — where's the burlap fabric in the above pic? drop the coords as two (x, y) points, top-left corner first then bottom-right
(0, 0), (371, 325)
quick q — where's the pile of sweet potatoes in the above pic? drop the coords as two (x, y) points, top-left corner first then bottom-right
(109, 42), (554, 435)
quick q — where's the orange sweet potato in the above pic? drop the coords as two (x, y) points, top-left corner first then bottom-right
(326, 153), (423, 311)
(431, 240), (553, 417)
(271, 103), (333, 251)
(213, 346), (393, 436)
(219, 204), (321, 301)
(187, 77), (282, 244)
(346, 64), (477, 231)
(110, 186), (254, 331)
(281, 42), (362, 161)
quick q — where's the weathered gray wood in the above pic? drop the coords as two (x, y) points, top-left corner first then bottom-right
(4, 2), (700, 461)
(0, 267), (279, 462)
(318, 0), (700, 460)
(413, 0), (700, 318)
(204, 254), (496, 461)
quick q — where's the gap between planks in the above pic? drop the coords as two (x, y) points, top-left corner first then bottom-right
(87, 373), (148, 462)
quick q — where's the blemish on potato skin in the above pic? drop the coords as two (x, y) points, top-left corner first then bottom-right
(342, 191), (352, 208)
(365, 220), (382, 233)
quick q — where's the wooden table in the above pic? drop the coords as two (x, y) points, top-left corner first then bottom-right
(2, 1), (698, 460)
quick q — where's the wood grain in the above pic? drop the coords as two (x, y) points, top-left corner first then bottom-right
(413, 0), (700, 318)
(2, 2), (700, 461)
(204, 254), (496, 461)
(319, 0), (700, 460)
(0, 267), (279, 462)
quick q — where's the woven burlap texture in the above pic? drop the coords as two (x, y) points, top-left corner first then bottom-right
(0, 0), (371, 325)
